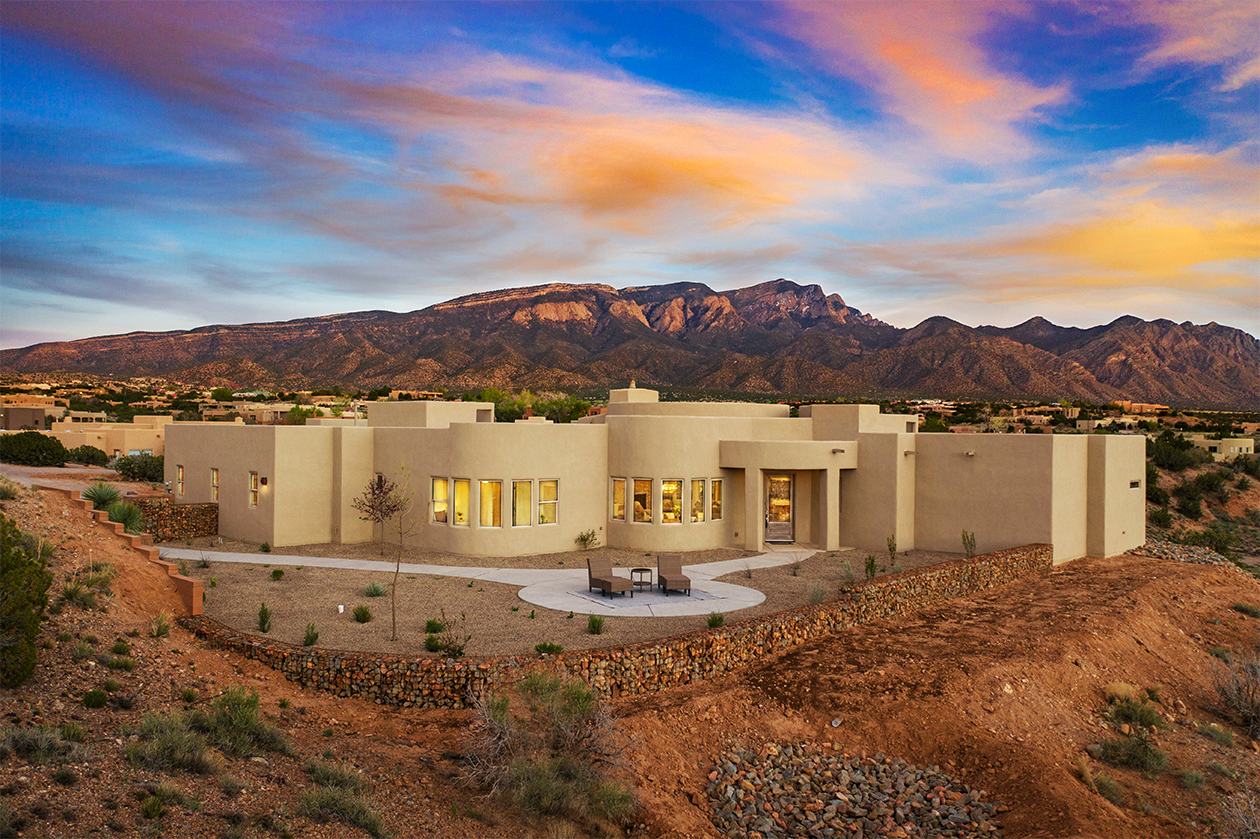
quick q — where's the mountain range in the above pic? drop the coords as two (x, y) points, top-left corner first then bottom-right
(3, 280), (1256, 408)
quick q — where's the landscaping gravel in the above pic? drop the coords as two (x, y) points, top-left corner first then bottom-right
(707, 743), (1002, 839)
(1131, 537), (1235, 568)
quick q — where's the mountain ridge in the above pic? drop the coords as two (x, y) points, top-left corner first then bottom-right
(3, 280), (1256, 408)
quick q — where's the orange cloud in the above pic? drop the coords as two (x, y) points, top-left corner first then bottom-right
(766, 1), (1066, 159)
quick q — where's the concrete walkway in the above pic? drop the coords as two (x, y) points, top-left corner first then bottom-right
(158, 545), (822, 617)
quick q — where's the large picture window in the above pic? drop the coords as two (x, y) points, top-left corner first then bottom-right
(661, 479), (682, 523)
(633, 479), (652, 522)
(611, 478), (626, 521)
(513, 480), (531, 526)
(432, 477), (449, 523)
(538, 480), (557, 524)
(711, 479), (723, 520)
(453, 479), (470, 526)
(691, 479), (705, 523)
(480, 480), (502, 527)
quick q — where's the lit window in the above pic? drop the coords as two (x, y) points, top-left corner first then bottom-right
(611, 478), (626, 521)
(711, 479), (723, 521)
(691, 479), (705, 523)
(249, 472), (259, 507)
(210, 468), (219, 502)
(176, 465), (185, 497)
(633, 479), (652, 523)
(432, 477), (449, 523)
(453, 479), (469, 526)
(479, 480), (502, 527)
(661, 479), (682, 523)
(512, 480), (531, 526)
(538, 480), (557, 524)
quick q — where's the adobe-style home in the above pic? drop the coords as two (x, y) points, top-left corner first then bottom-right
(164, 386), (1146, 563)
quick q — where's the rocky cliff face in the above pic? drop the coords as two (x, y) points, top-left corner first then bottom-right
(3, 281), (1255, 407)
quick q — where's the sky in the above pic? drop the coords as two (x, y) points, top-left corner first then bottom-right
(2, 1), (1258, 348)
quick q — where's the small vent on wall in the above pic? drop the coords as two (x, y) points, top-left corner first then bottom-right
(1130, 480), (1140, 488)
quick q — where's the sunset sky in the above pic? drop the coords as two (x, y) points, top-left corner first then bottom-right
(2, 1), (1257, 347)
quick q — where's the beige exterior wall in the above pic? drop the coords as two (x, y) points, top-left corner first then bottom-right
(166, 424), (276, 546)
(1086, 435), (1147, 560)
(368, 401), (494, 428)
(1050, 436), (1089, 563)
(838, 432), (917, 554)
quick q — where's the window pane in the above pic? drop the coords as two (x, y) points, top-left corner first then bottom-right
(633, 479), (652, 522)
(662, 480), (682, 523)
(480, 480), (502, 527)
(453, 479), (470, 526)
(691, 479), (705, 523)
(612, 478), (626, 521)
(513, 480), (531, 526)
(711, 479), (722, 520)
(432, 477), (449, 523)
(538, 480), (557, 524)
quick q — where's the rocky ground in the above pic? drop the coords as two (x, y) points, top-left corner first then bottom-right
(2, 484), (1259, 838)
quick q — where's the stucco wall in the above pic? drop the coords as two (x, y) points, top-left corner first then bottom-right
(839, 432), (916, 553)
(165, 424), (276, 546)
(1086, 435), (1146, 558)
(1050, 436), (1089, 563)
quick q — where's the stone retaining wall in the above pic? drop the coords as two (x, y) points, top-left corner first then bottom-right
(183, 545), (1052, 709)
(136, 498), (218, 543)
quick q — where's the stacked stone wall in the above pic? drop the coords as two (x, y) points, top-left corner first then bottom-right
(136, 498), (218, 543)
(182, 545), (1052, 709)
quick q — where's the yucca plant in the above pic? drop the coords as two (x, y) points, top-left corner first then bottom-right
(82, 482), (121, 510)
(106, 501), (145, 534)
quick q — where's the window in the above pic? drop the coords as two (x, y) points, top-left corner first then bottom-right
(210, 468), (219, 502)
(661, 480), (682, 523)
(176, 465), (185, 497)
(480, 480), (502, 527)
(249, 472), (259, 507)
(432, 477), (449, 523)
(611, 478), (626, 521)
(513, 480), (531, 526)
(453, 480), (470, 525)
(711, 479), (723, 520)
(691, 479), (705, 523)
(633, 479), (652, 522)
(1129, 480), (1141, 489)
(538, 480), (557, 524)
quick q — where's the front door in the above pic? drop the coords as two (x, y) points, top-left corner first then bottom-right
(765, 474), (794, 542)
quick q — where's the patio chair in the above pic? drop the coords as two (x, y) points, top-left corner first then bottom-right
(657, 553), (691, 596)
(587, 555), (631, 598)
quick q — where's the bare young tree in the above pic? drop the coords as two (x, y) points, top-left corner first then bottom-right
(352, 474), (406, 558)
(389, 466), (418, 642)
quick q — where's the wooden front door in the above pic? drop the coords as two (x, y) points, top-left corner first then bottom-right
(765, 474), (794, 542)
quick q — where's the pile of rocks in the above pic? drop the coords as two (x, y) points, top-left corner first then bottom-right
(708, 743), (1002, 838)
(1132, 538), (1232, 568)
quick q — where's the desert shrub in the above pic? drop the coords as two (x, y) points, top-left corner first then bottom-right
(1194, 720), (1234, 745)
(1093, 773), (1125, 805)
(125, 712), (217, 774)
(707, 612), (724, 629)
(1221, 791), (1260, 839)
(140, 794), (163, 819)
(1176, 528), (1238, 558)
(111, 639), (130, 655)
(961, 529), (976, 558)
(0, 518), (52, 688)
(1147, 431), (1209, 471)
(1212, 654), (1260, 739)
(1231, 602), (1260, 619)
(187, 686), (291, 758)
(0, 478), (19, 501)
(1108, 699), (1166, 730)
(258, 602), (272, 633)
(67, 445), (109, 467)
(1211, 647), (1233, 663)
(71, 640), (93, 661)
(352, 605), (371, 624)
(307, 761), (367, 794)
(105, 655), (136, 671)
(535, 642), (563, 656)
(58, 722), (86, 743)
(1208, 761), (1239, 779)
(1103, 682), (1138, 704)
(1174, 491), (1203, 520)
(424, 618), (446, 634)
(0, 431), (67, 467)
(0, 725), (83, 765)
(269, 568), (283, 581)
(303, 623), (319, 647)
(151, 609), (172, 638)
(82, 689), (108, 709)
(1150, 507), (1172, 528)
(864, 554), (877, 580)
(299, 787), (388, 838)
(106, 501), (145, 535)
(82, 482), (121, 509)
(465, 671), (634, 825)
(1097, 732), (1168, 777)
(260, 542), (271, 553)
(808, 583), (828, 605)
(574, 529), (599, 550)
(587, 615), (605, 635)
(423, 635), (442, 652)
(220, 774), (245, 797)
(363, 582), (387, 597)
(1176, 768), (1205, 790)
(102, 677), (121, 692)
(181, 688), (198, 704)
(110, 454), (164, 483)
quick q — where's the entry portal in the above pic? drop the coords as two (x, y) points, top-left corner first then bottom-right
(765, 474), (794, 542)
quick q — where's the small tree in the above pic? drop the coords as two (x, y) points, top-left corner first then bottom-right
(0, 517), (53, 688)
(352, 474), (406, 558)
(389, 466), (418, 642)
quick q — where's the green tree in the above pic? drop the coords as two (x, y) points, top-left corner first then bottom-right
(0, 431), (68, 467)
(0, 517), (53, 688)
(209, 387), (235, 401)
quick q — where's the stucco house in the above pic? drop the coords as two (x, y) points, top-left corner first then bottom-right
(164, 386), (1146, 563)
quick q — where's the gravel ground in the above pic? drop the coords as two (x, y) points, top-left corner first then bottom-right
(184, 548), (963, 658)
(707, 743), (1002, 838)
(1131, 537), (1239, 568)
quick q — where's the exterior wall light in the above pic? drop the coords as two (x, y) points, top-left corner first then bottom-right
(260, 477), (268, 486)
(903, 450), (917, 456)
(965, 451), (976, 457)
(831, 448), (846, 454)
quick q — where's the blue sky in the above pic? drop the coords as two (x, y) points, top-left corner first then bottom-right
(2, 1), (1257, 348)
